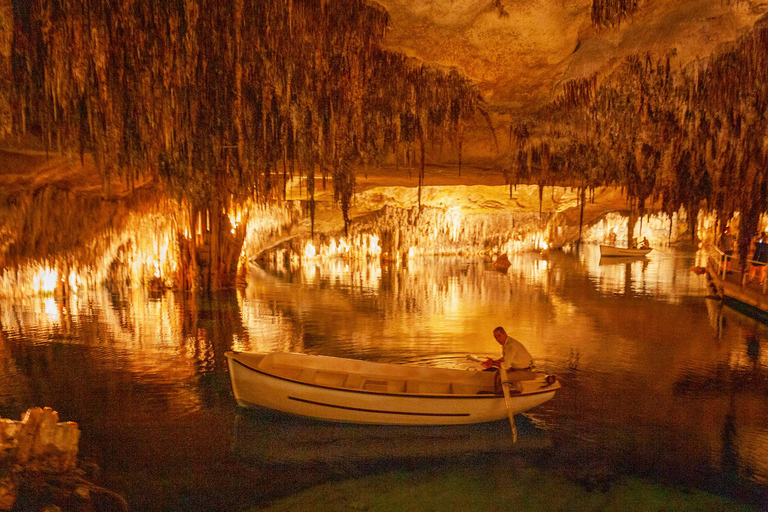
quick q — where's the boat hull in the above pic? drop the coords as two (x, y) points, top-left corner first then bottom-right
(225, 352), (559, 425)
(599, 245), (652, 257)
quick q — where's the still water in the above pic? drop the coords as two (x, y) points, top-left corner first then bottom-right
(1, 245), (767, 510)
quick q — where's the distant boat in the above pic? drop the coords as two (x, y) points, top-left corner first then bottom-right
(492, 253), (511, 271)
(599, 245), (652, 257)
(225, 351), (560, 425)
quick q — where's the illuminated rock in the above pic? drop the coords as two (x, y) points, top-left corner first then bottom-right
(0, 419), (18, 451)
(0, 477), (15, 511)
(0, 409), (126, 511)
(4, 407), (80, 473)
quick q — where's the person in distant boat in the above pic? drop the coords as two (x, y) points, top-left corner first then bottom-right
(607, 229), (617, 246)
(721, 227), (735, 272)
(482, 327), (536, 391)
(749, 231), (768, 284)
(640, 237), (650, 249)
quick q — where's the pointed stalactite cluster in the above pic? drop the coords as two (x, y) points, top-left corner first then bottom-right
(591, 0), (639, 29)
(505, 18), (768, 263)
(493, 0), (510, 19)
(0, 0), (11, 137)
(1, 0), (478, 290)
(4, 0), (477, 209)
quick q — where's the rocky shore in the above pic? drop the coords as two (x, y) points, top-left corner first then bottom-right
(0, 408), (126, 512)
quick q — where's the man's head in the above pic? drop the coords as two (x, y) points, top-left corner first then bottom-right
(493, 326), (507, 345)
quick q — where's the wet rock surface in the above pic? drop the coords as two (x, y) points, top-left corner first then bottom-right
(0, 408), (126, 512)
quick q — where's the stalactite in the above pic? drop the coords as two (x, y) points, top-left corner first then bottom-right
(418, 118), (425, 208)
(0, 0), (12, 137)
(504, 17), (768, 240)
(5, 0), (481, 289)
(591, 0), (639, 30)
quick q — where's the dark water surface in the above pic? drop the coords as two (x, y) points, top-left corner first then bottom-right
(1, 246), (767, 510)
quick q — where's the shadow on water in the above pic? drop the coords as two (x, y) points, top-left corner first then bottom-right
(224, 408), (558, 510)
(597, 255), (650, 267)
(231, 407), (552, 469)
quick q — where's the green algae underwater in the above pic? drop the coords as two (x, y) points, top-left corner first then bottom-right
(254, 462), (757, 512)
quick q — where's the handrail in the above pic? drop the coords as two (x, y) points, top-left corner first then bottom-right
(708, 245), (731, 280)
(708, 245), (768, 294)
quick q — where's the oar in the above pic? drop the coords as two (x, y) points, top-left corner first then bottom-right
(499, 366), (518, 443)
(467, 355), (518, 442)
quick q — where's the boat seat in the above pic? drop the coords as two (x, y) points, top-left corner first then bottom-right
(269, 364), (302, 380)
(314, 371), (346, 387)
(344, 375), (363, 389)
(363, 379), (388, 392)
(426, 382), (453, 394)
(451, 383), (483, 395)
(405, 380), (420, 393)
(362, 378), (406, 393)
(405, 380), (453, 394)
(298, 369), (318, 382)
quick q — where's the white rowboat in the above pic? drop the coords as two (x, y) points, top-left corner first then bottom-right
(599, 245), (652, 257)
(225, 351), (560, 425)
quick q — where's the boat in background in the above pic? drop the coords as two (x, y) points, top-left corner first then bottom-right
(599, 244), (652, 257)
(225, 351), (560, 425)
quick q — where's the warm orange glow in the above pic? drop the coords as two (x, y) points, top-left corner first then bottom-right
(583, 210), (695, 248)
(228, 203), (245, 234)
(0, 186), (712, 298)
(0, 209), (181, 297)
(304, 242), (317, 259)
(35, 267), (59, 293)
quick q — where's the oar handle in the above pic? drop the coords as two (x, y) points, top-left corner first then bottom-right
(499, 366), (519, 443)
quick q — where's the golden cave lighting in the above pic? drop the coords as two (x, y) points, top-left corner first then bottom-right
(228, 204), (245, 234)
(0, 211), (180, 298)
(302, 234), (382, 263)
(582, 210), (693, 248)
(34, 267), (59, 294)
(1, 264), (60, 297)
(304, 242), (317, 259)
(43, 297), (59, 322)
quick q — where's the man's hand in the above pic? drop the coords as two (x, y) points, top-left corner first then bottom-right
(481, 357), (496, 369)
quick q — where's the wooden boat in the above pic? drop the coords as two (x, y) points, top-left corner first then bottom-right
(599, 244), (652, 257)
(225, 351), (560, 425)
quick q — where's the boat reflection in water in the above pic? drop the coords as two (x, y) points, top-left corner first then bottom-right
(598, 256), (651, 266)
(231, 408), (552, 467)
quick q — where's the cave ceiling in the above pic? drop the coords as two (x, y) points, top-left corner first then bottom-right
(376, 0), (768, 111)
(3, 0), (768, 238)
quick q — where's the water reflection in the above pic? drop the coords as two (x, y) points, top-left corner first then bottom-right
(232, 410), (550, 467)
(0, 247), (767, 509)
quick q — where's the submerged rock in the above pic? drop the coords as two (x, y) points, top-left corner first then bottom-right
(14, 407), (80, 473)
(0, 407), (126, 512)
